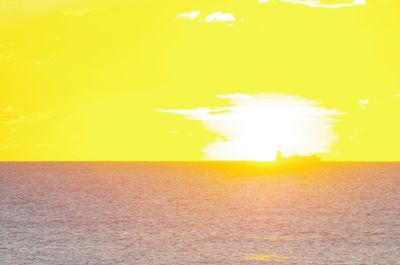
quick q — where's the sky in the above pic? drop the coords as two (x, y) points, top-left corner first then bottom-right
(0, 0), (399, 161)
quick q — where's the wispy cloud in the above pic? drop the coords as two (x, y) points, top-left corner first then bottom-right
(176, 10), (236, 24)
(260, 0), (367, 8)
(176, 11), (201, 20)
(160, 93), (340, 161)
(0, 107), (53, 125)
(205, 11), (236, 23)
(358, 99), (369, 108)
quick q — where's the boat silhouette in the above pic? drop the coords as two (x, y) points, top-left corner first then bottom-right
(275, 150), (321, 164)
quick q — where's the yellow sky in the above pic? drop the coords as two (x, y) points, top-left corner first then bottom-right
(0, 0), (399, 161)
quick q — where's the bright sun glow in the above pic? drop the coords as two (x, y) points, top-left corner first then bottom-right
(161, 94), (340, 161)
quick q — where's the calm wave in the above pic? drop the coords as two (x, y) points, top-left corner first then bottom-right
(1, 162), (399, 264)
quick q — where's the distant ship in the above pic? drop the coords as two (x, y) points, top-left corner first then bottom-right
(275, 150), (321, 164)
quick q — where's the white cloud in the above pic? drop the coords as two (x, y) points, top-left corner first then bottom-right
(176, 11), (236, 24)
(358, 99), (369, 108)
(260, 0), (367, 8)
(205, 11), (236, 23)
(160, 93), (340, 161)
(176, 11), (201, 20)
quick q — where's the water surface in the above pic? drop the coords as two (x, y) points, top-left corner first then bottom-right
(0, 162), (399, 264)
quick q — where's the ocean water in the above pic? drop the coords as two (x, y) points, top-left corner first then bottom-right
(0, 162), (399, 265)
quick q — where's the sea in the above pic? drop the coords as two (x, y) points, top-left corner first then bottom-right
(0, 162), (399, 265)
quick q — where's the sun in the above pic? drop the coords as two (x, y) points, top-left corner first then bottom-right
(160, 93), (340, 161)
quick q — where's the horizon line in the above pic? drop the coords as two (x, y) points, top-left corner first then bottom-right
(0, 160), (400, 163)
